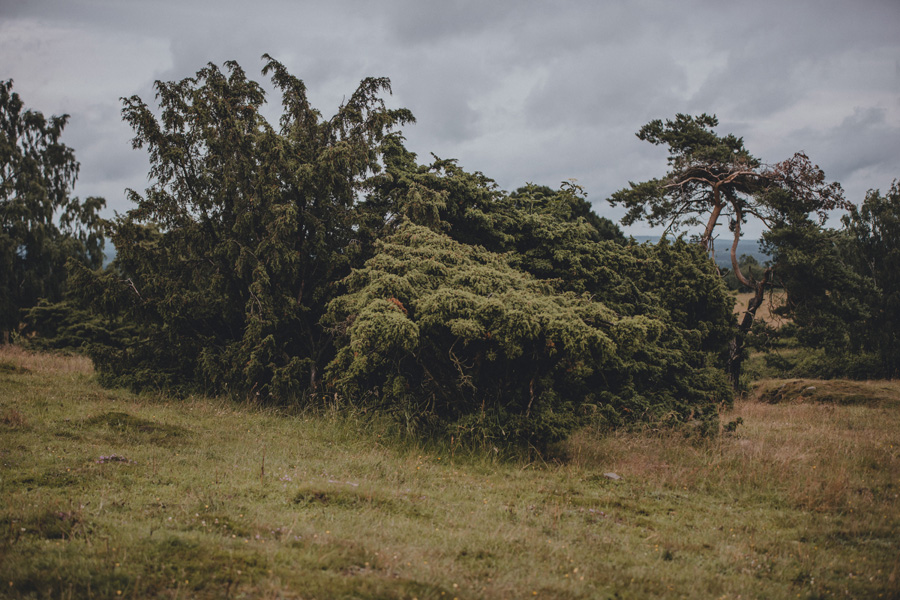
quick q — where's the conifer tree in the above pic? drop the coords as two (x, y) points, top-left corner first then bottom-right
(79, 58), (412, 397)
(765, 181), (900, 378)
(0, 80), (105, 341)
(609, 114), (846, 385)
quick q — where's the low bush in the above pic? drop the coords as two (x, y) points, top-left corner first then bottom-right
(325, 222), (730, 448)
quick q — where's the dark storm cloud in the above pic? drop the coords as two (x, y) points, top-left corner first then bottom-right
(1, 0), (898, 234)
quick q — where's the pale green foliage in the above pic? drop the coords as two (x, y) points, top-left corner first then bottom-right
(325, 222), (619, 444)
(325, 222), (729, 446)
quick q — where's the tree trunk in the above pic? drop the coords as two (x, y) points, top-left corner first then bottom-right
(727, 268), (773, 388)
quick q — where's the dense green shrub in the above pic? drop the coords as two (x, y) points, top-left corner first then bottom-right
(765, 180), (900, 378)
(325, 222), (731, 447)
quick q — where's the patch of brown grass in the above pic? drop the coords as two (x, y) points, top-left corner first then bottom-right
(0, 407), (28, 428)
(733, 290), (788, 326)
(0, 344), (93, 375)
(565, 384), (900, 516)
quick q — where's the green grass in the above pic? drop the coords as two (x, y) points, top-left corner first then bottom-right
(1, 346), (899, 599)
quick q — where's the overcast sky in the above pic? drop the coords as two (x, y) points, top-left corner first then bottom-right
(2, 0), (898, 238)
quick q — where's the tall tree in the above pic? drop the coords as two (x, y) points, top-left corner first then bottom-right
(0, 80), (105, 342)
(609, 114), (847, 385)
(78, 58), (413, 398)
(765, 181), (900, 378)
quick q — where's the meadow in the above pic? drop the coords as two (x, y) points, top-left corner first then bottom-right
(1, 345), (898, 599)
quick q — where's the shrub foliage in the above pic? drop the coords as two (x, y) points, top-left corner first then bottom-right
(325, 221), (732, 445)
(45, 59), (737, 445)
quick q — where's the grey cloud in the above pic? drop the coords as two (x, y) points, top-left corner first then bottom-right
(2, 0), (899, 235)
(788, 107), (900, 203)
(384, 0), (530, 46)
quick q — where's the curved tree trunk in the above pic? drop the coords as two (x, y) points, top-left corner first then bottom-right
(728, 267), (774, 388)
(725, 207), (771, 388)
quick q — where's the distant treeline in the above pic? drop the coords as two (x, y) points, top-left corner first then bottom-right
(631, 236), (768, 267)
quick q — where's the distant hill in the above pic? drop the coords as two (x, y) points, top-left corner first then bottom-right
(630, 235), (769, 268)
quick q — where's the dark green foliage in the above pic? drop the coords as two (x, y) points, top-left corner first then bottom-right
(841, 182), (900, 377)
(765, 223), (866, 350)
(365, 142), (624, 255)
(608, 114), (846, 386)
(765, 181), (900, 378)
(63, 64), (737, 446)
(0, 80), (105, 340)
(80, 58), (412, 399)
(345, 149), (733, 444)
(20, 298), (120, 351)
(363, 136), (515, 250)
(325, 222), (731, 447)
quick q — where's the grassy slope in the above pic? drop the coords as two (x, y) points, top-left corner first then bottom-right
(1, 346), (898, 599)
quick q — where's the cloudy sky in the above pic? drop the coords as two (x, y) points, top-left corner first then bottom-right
(2, 0), (899, 237)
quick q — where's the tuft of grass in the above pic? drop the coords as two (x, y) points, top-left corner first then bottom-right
(1, 345), (899, 598)
(82, 410), (189, 447)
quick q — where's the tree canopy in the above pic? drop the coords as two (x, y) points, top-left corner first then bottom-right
(609, 114), (845, 279)
(609, 113), (846, 385)
(75, 58), (413, 397)
(0, 79), (105, 341)
(765, 181), (900, 378)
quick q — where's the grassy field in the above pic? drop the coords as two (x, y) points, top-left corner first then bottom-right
(1, 346), (898, 599)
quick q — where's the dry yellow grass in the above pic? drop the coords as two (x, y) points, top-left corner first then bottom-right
(567, 378), (899, 508)
(0, 343), (93, 375)
(732, 290), (789, 325)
